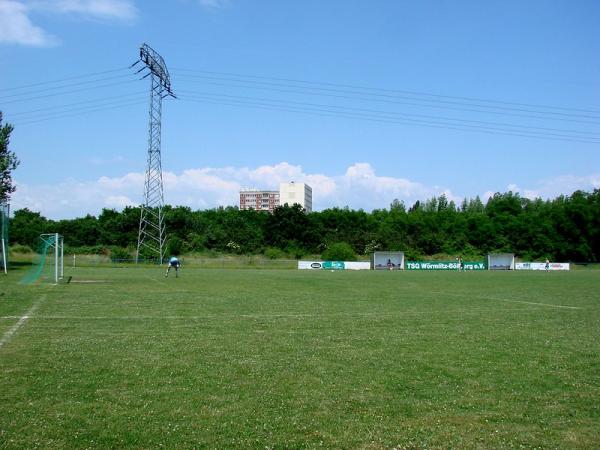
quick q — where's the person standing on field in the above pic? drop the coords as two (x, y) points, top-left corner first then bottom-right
(457, 256), (463, 271)
(165, 256), (181, 278)
(545, 258), (550, 271)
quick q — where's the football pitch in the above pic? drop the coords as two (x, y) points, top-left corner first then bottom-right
(1, 268), (599, 448)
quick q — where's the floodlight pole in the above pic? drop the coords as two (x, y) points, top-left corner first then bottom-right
(132, 43), (176, 264)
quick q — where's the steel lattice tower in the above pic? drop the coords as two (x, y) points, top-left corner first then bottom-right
(132, 44), (175, 264)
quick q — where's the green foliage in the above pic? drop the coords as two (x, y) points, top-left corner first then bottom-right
(9, 244), (33, 254)
(321, 242), (357, 261)
(10, 208), (49, 248)
(7, 189), (600, 262)
(109, 247), (131, 262)
(166, 236), (184, 256)
(64, 245), (107, 255)
(264, 247), (286, 260)
(0, 112), (19, 203)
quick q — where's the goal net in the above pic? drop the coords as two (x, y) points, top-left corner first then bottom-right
(21, 233), (64, 284)
(487, 253), (515, 270)
(373, 251), (405, 270)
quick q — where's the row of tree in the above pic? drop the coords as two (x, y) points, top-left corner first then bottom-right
(8, 189), (600, 261)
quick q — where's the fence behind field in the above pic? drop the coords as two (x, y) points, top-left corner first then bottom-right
(68, 254), (297, 269)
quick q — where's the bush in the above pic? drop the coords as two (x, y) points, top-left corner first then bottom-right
(166, 236), (183, 256)
(110, 247), (131, 262)
(321, 242), (356, 261)
(187, 233), (206, 252)
(65, 245), (106, 255)
(284, 244), (307, 260)
(264, 247), (286, 260)
(10, 244), (33, 254)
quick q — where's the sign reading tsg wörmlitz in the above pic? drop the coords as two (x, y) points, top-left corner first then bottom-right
(405, 261), (487, 270)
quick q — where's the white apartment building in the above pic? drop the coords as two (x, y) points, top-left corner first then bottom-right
(279, 182), (313, 213)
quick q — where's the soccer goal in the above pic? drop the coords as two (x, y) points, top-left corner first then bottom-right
(1, 201), (8, 275)
(487, 253), (515, 270)
(373, 251), (405, 270)
(21, 233), (64, 284)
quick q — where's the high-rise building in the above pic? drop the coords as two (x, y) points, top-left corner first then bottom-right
(279, 182), (312, 213)
(239, 189), (280, 213)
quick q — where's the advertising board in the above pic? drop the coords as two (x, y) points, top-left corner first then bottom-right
(405, 261), (487, 270)
(298, 261), (371, 270)
(515, 262), (570, 271)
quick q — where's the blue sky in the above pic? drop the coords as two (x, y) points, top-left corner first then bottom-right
(1, 0), (599, 219)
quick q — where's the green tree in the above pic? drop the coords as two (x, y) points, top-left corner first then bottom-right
(0, 112), (19, 203)
(10, 208), (50, 248)
(322, 242), (356, 261)
(265, 204), (313, 252)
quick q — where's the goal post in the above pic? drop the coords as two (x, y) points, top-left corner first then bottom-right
(1, 201), (8, 275)
(21, 233), (64, 284)
(372, 251), (405, 270)
(487, 253), (515, 270)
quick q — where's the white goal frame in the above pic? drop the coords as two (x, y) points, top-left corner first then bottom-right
(487, 253), (515, 270)
(40, 233), (64, 283)
(373, 251), (405, 270)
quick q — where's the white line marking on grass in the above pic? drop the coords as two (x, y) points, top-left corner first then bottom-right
(483, 296), (582, 310)
(69, 280), (111, 284)
(430, 291), (583, 310)
(0, 295), (45, 350)
(0, 308), (545, 321)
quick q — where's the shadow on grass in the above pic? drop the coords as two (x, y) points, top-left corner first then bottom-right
(5, 261), (33, 270)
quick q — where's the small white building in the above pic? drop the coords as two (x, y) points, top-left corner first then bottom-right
(279, 182), (313, 213)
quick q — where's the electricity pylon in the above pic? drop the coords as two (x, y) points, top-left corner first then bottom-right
(131, 43), (175, 264)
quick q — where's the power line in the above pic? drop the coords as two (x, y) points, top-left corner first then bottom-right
(0, 79), (140, 105)
(179, 96), (600, 145)
(10, 99), (146, 126)
(172, 67), (600, 115)
(5, 91), (146, 119)
(172, 70), (600, 119)
(0, 67), (130, 93)
(178, 89), (600, 138)
(7, 96), (146, 123)
(0, 73), (137, 101)
(175, 78), (600, 126)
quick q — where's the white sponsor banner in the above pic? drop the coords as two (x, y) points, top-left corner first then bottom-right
(298, 261), (371, 270)
(515, 262), (570, 271)
(298, 261), (324, 270)
(344, 262), (371, 270)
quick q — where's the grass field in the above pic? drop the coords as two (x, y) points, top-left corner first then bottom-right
(1, 266), (599, 448)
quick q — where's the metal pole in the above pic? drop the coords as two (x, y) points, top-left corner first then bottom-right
(55, 233), (58, 283)
(1, 238), (6, 275)
(60, 236), (64, 279)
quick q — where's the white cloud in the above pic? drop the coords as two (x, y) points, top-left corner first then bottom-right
(0, 0), (136, 47)
(104, 194), (135, 208)
(33, 0), (138, 21)
(495, 174), (600, 201)
(10, 163), (600, 220)
(0, 0), (57, 46)
(10, 162), (454, 219)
